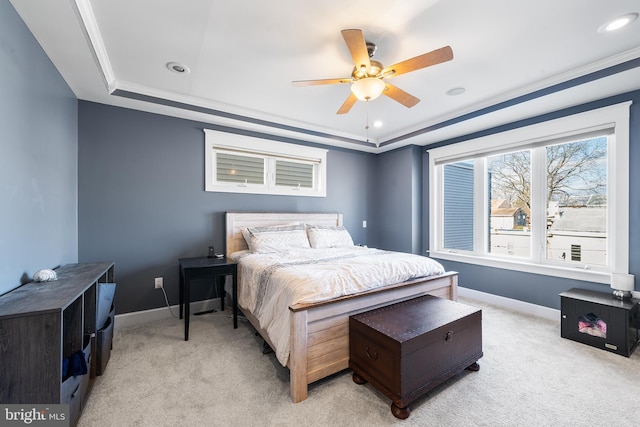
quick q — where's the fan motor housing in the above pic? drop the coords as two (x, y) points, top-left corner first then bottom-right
(352, 60), (383, 80)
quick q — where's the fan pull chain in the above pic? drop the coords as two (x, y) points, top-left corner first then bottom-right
(365, 100), (370, 143)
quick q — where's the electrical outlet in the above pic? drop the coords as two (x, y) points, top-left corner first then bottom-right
(362, 220), (367, 228)
(154, 277), (163, 289)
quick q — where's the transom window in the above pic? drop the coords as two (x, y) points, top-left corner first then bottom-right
(428, 102), (631, 283)
(205, 130), (327, 197)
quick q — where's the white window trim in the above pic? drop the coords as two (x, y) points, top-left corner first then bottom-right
(204, 129), (327, 197)
(428, 102), (631, 284)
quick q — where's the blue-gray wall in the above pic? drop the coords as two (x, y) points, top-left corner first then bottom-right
(0, 2), (78, 296)
(375, 145), (422, 254)
(414, 91), (640, 309)
(5, 0), (639, 314)
(78, 101), (378, 313)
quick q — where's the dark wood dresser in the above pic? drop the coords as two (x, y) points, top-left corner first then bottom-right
(0, 262), (115, 426)
(349, 295), (482, 419)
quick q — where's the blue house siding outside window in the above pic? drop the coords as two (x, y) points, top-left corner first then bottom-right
(443, 161), (474, 251)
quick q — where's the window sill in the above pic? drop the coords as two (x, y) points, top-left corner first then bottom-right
(205, 183), (326, 197)
(428, 250), (610, 284)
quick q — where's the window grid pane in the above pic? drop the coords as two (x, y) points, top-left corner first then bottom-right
(217, 152), (264, 184)
(275, 160), (313, 188)
(488, 150), (531, 259)
(545, 137), (607, 267)
(443, 161), (474, 251)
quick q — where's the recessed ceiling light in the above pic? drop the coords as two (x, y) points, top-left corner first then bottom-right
(598, 13), (638, 33)
(447, 87), (466, 96)
(166, 62), (190, 74)
(373, 120), (383, 128)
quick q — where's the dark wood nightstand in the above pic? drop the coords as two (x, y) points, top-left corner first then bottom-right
(179, 257), (238, 340)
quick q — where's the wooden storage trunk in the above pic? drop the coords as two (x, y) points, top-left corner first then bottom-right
(349, 295), (482, 419)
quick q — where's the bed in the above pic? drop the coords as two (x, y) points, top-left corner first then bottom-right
(225, 212), (458, 403)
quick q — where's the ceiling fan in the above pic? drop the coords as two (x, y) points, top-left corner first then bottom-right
(292, 29), (453, 114)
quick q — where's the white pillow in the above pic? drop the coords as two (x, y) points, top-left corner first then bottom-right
(307, 225), (354, 248)
(241, 222), (298, 252)
(245, 224), (310, 253)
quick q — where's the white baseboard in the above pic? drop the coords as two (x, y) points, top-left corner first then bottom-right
(114, 298), (223, 330)
(458, 287), (560, 322)
(115, 289), (561, 332)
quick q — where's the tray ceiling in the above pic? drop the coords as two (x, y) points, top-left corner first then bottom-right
(10, 0), (640, 152)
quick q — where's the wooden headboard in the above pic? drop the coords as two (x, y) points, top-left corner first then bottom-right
(225, 212), (343, 256)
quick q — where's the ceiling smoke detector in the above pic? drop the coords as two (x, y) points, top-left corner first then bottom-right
(447, 87), (466, 96)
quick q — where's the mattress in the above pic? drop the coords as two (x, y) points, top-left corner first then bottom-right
(230, 246), (445, 365)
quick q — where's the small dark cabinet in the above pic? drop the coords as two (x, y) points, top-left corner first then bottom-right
(560, 288), (639, 357)
(0, 262), (115, 426)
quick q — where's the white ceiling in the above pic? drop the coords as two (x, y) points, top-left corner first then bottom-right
(10, 0), (640, 153)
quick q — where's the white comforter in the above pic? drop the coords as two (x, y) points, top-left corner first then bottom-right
(231, 246), (445, 366)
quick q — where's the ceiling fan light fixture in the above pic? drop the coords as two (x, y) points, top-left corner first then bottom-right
(292, 29), (452, 114)
(351, 77), (385, 101)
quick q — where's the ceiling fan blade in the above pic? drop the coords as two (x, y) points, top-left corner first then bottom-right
(292, 78), (352, 86)
(341, 29), (371, 73)
(382, 46), (453, 78)
(337, 92), (358, 114)
(383, 83), (420, 108)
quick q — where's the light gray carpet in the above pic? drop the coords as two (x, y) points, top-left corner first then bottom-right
(79, 298), (640, 426)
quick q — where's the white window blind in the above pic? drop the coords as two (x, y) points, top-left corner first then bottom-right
(275, 160), (313, 188)
(216, 152), (264, 185)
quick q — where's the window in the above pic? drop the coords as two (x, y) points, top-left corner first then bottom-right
(428, 102), (631, 283)
(205, 130), (327, 197)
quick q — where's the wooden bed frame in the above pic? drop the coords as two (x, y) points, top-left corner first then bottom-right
(225, 212), (459, 403)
